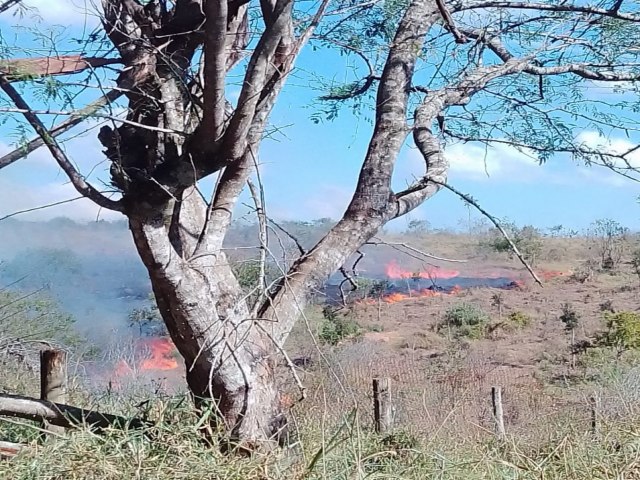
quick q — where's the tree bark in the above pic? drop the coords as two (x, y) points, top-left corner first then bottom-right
(127, 192), (285, 448)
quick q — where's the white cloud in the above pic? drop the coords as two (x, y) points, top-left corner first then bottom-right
(397, 141), (540, 185)
(575, 130), (640, 170)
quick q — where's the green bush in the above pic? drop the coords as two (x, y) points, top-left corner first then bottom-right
(601, 311), (640, 352)
(318, 306), (360, 345)
(482, 222), (543, 265)
(506, 311), (531, 329)
(440, 303), (490, 339)
(559, 303), (580, 332)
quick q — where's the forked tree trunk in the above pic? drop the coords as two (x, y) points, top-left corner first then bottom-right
(126, 192), (287, 447)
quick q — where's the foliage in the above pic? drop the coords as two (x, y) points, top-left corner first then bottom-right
(631, 248), (640, 285)
(507, 311), (532, 329)
(318, 306), (361, 345)
(128, 293), (166, 337)
(589, 219), (628, 270)
(599, 299), (615, 313)
(600, 311), (640, 353)
(559, 303), (580, 332)
(366, 279), (392, 299)
(483, 223), (544, 265)
(0, 288), (78, 347)
(2, 247), (82, 289)
(406, 219), (430, 235)
(440, 303), (490, 339)
(570, 259), (598, 284)
(490, 293), (505, 319)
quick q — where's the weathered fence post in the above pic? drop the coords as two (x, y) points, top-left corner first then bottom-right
(590, 394), (600, 436)
(40, 349), (67, 435)
(373, 377), (393, 434)
(491, 386), (506, 440)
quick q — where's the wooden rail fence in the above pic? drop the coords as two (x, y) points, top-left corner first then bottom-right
(0, 348), (148, 458)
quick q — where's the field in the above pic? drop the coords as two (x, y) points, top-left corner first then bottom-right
(3, 227), (640, 478)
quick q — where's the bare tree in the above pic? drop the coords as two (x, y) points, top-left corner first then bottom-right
(1, 0), (640, 447)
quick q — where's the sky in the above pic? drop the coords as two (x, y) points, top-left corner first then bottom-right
(0, 0), (639, 232)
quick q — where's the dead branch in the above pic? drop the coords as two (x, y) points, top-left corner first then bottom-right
(367, 238), (467, 263)
(268, 218), (306, 256)
(428, 179), (543, 286)
(0, 56), (121, 81)
(0, 440), (25, 458)
(0, 107), (184, 135)
(0, 393), (149, 431)
(247, 178), (268, 305)
(0, 0), (21, 14)
(0, 195), (88, 222)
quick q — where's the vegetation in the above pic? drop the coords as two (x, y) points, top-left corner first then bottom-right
(506, 311), (531, 329)
(484, 223), (544, 265)
(440, 303), (490, 339)
(590, 219), (628, 271)
(559, 303), (581, 333)
(631, 248), (640, 285)
(601, 311), (640, 354)
(318, 307), (361, 345)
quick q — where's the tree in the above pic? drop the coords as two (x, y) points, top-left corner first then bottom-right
(1, 0), (640, 447)
(589, 218), (628, 270)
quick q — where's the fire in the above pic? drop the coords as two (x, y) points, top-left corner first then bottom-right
(539, 270), (569, 281)
(140, 338), (179, 371)
(385, 261), (460, 280)
(113, 359), (133, 377)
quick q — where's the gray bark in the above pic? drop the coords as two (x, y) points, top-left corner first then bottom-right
(3, 0), (640, 449)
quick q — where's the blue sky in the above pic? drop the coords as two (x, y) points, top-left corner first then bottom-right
(0, 0), (639, 232)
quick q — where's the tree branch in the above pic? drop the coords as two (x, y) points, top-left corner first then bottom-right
(0, 56), (121, 81)
(429, 179), (542, 286)
(454, 1), (640, 22)
(461, 27), (640, 82)
(202, 0), (229, 141)
(0, 0), (21, 14)
(435, 0), (467, 44)
(0, 75), (123, 212)
(0, 89), (123, 170)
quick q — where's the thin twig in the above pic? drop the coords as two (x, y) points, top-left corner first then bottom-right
(0, 89), (123, 170)
(0, 106), (184, 135)
(429, 178), (543, 285)
(0, 75), (123, 212)
(367, 238), (468, 263)
(0, 195), (94, 222)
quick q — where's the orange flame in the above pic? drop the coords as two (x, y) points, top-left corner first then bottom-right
(385, 261), (460, 280)
(140, 338), (179, 371)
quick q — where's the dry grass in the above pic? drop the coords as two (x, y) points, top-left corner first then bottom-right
(3, 233), (640, 478)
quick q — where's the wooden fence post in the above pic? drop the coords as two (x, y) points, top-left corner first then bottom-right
(590, 394), (600, 436)
(373, 377), (393, 434)
(40, 349), (67, 435)
(491, 386), (506, 440)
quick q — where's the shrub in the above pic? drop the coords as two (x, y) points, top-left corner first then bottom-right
(483, 222), (543, 265)
(589, 218), (628, 270)
(601, 311), (640, 353)
(440, 303), (489, 339)
(507, 311), (531, 329)
(570, 259), (597, 283)
(631, 248), (640, 285)
(559, 303), (580, 332)
(318, 306), (360, 345)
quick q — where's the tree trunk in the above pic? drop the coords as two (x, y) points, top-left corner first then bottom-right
(127, 192), (286, 448)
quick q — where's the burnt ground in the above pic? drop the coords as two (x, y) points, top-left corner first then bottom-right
(284, 234), (640, 444)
